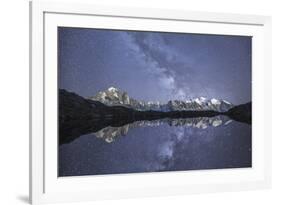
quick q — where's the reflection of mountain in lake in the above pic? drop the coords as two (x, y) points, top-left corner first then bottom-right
(94, 116), (233, 143)
(59, 89), (251, 145)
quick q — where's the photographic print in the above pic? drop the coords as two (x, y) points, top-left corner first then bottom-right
(58, 27), (252, 177)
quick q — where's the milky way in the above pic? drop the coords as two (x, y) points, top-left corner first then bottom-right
(58, 27), (251, 104)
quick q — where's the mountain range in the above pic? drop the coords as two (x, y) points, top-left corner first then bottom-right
(59, 89), (251, 145)
(89, 87), (234, 112)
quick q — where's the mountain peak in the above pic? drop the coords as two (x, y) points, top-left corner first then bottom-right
(107, 86), (119, 92)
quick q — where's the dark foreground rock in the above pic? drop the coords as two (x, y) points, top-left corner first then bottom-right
(225, 102), (251, 124)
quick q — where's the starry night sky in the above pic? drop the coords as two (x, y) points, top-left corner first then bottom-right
(58, 27), (252, 105)
(58, 27), (252, 176)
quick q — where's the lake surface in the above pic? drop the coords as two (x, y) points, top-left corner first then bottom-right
(59, 116), (251, 177)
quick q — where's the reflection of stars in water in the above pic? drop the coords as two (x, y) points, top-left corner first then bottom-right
(59, 120), (251, 176)
(155, 122), (243, 171)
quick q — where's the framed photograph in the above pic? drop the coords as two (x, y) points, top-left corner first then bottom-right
(30, 1), (272, 204)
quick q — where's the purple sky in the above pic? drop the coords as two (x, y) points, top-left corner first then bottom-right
(58, 27), (252, 105)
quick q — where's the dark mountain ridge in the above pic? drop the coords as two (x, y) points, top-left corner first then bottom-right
(226, 102), (251, 124)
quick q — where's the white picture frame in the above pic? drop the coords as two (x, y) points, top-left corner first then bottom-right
(30, 1), (272, 204)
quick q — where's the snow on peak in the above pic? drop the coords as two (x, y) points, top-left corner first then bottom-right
(108, 87), (118, 92)
(199, 97), (207, 101)
(222, 100), (231, 105)
(211, 98), (221, 105)
(194, 98), (201, 104)
(99, 92), (106, 100)
(194, 97), (207, 104)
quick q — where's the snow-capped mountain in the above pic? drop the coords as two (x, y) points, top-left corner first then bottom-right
(167, 97), (233, 112)
(91, 87), (130, 105)
(89, 87), (233, 112)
